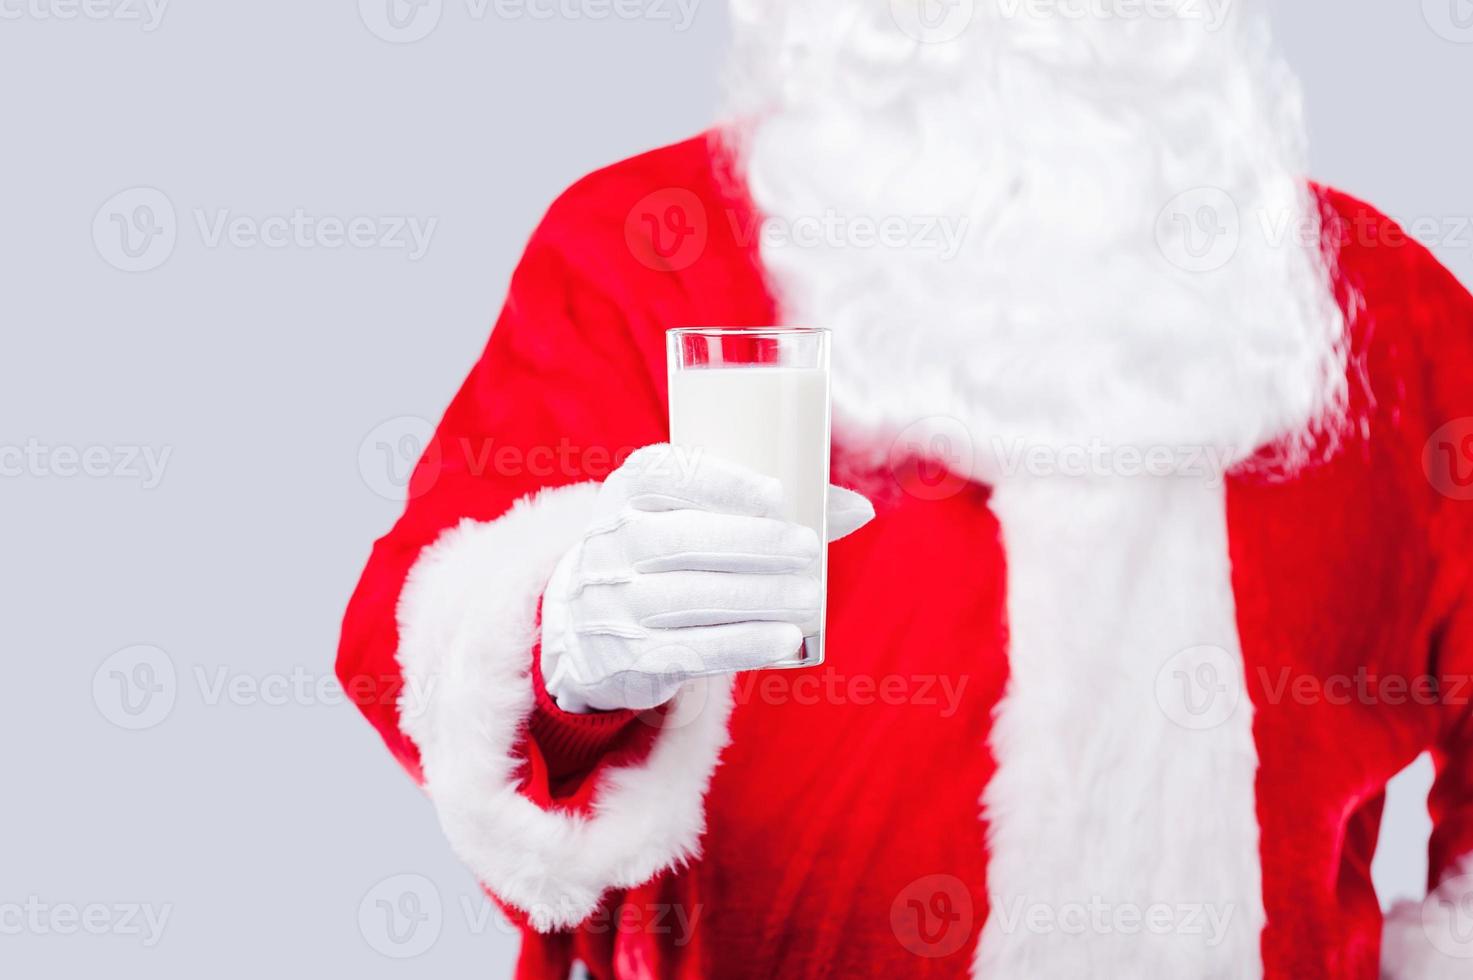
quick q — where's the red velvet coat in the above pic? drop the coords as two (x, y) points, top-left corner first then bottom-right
(338, 134), (1473, 978)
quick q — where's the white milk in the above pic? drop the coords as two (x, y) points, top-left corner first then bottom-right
(667, 366), (831, 658)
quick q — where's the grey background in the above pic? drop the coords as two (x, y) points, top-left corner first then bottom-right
(0, 2), (1466, 975)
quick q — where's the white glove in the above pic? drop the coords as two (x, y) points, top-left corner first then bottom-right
(540, 444), (875, 713)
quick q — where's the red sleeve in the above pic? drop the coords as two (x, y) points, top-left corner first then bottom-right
(333, 139), (761, 934)
(1381, 234), (1473, 974)
(1430, 574), (1473, 881)
(1416, 257), (1473, 884)
(527, 601), (646, 789)
(335, 197), (662, 786)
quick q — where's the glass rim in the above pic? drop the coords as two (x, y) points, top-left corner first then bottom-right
(667, 326), (829, 337)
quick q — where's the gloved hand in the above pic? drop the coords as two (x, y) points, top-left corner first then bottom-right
(540, 444), (875, 713)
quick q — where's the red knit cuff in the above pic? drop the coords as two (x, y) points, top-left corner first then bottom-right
(527, 597), (640, 783)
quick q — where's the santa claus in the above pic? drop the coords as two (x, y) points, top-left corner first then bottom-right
(338, 1), (1473, 976)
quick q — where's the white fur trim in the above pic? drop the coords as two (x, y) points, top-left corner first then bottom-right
(1382, 856), (1473, 978)
(395, 483), (736, 932)
(977, 477), (1265, 977)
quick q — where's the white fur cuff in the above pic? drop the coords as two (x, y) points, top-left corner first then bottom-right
(394, 483), (736, 932)
(1382, 856), (1473, 978)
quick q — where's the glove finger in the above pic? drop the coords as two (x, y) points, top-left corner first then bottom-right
(826, 485), (876, 542)
(626, 622), (806, 679)
(548, 630), (691, 713)
(619, 444), (784, 518)
(574, 666), (687, 713)
(598, 570), (820, 629)
(619, 510), (821, 574)
(573, 623), (804, 711)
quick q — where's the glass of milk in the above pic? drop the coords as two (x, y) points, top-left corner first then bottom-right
(667, 328), (832, 669)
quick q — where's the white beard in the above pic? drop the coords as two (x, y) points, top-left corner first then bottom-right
(721, 0), (1347, 482)
(718, 6), (1350, 978)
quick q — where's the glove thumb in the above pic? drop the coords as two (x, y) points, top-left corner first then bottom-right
(826, 485), (875, 542)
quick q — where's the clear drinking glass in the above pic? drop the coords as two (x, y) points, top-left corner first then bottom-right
(666, 327), (832, 669)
